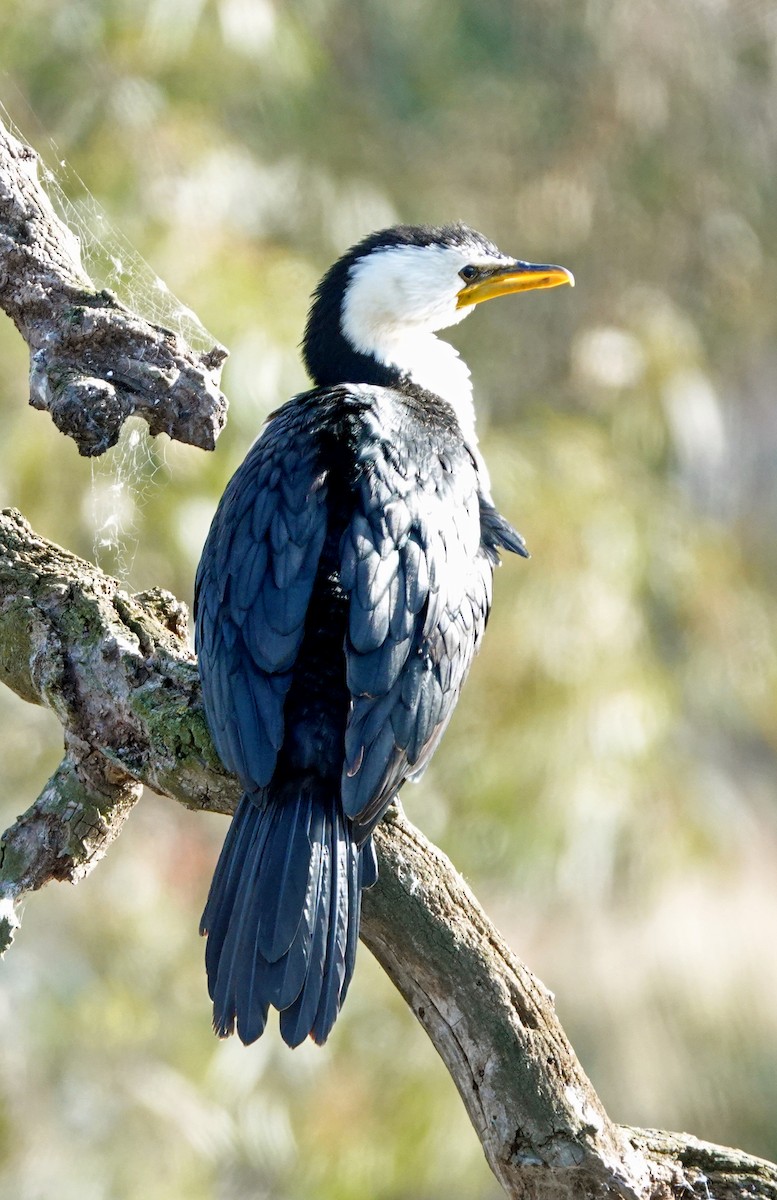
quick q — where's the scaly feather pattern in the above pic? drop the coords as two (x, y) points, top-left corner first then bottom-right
(196, 382), (525, 1045)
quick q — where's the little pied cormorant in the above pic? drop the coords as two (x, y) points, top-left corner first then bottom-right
(195, 223), (573, 1047)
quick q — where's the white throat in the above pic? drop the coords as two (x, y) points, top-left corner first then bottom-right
(373, 329), (477, 442)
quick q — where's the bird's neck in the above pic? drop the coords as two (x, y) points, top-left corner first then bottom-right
(371, 330), (478, 447)
(304, 320), (479, 450)
(379, 334), (493, 492)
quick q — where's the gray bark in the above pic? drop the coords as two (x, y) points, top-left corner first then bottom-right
(0, 507), (775, 1200)
(0, 115), (228, 455)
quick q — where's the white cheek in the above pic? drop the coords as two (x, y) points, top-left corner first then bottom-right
(341, 265), (397, 349)
(343, 245), (470, 342)
(399, 258), (462, 330)
(408, 285), (461, 331)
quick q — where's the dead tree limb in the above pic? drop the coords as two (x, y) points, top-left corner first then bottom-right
(0, 506), (775, 1200)
(1, 117), (775, 1200)
(0, 115), (228, 455)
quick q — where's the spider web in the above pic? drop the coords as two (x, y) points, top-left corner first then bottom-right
(1, 95), (220, 582)
(44, 149), (215, 355)
(89, 418), (170, 582)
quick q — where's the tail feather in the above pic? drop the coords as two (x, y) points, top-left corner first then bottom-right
(255, 789), (317, 961)
(201, 786), (376, 1047)
(207, 803), (270, 1040)
(340, 844), (376, 1012)
(278, 837), (332, 1047)
(358, 836), (379, 889)
(310, 819), (350, 1043)
(200, 798), (261, 954)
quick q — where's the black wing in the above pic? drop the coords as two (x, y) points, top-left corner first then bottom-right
(338, 402), (496, 836)
(194, 402), (329, 792)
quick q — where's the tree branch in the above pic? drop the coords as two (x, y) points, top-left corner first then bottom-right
(0, 507), (775, 1200)
(0, 116), (228, 455)
(0, 116), (773, 1200)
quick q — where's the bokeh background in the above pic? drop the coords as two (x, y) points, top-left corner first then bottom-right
(1, 1), (777, 1197)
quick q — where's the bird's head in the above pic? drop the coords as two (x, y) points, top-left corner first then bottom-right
(303, 222), (573, 395)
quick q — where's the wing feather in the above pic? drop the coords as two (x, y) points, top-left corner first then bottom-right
(339, 407), (495, 834)
(195, 404), (329, 791)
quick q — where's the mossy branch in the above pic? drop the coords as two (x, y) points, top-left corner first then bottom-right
(0, 507), (775, 1200)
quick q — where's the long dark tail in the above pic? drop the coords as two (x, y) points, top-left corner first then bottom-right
(200, 784), (378, 1048)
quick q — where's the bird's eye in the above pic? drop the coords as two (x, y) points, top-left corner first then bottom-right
(459, 265), (480, 282)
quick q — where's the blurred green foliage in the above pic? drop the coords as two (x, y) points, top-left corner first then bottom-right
(1, 1), (777, 1196)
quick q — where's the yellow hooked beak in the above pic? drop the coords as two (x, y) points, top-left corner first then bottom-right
(456, 261), (575, 309)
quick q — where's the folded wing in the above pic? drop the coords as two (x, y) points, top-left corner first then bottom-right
(340, 416), (494, 837)
(194, 403), (329, 792)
